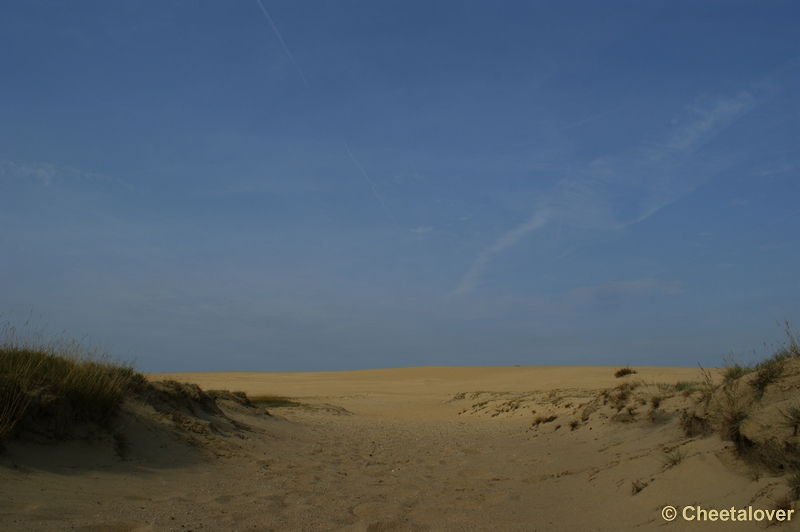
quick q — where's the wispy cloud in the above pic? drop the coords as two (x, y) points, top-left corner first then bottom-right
(453, 89), (762, 295)
(751, 160), (800, 177)
(453, 210), (550, 295)
(0, 160), (134, 190)
(631, 91), (757, 222)
(254, 0), (309, 87)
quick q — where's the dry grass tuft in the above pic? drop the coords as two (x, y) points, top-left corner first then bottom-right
(710, 384), (751, 451)
(780, 402), (800, 437)
(649, 394), (663, 410)
(531, 414), (557, 427)
(721, 358), (753, 383)
(661, 448), (686, 469)
(770, 492), (796, 514)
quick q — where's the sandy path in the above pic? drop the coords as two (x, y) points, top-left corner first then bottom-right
(1, 365), (787, 531)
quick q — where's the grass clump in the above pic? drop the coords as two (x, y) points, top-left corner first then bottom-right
(749, 357), (785, 398)
(603, 380), (640, 411)
(0, 319), (144, 441)
(661, 448), (686, 469)
(614, 366), (637, 378)
(780, 402), (800, 437)
(712, 386), (751, 451)
(531, 414), (557, 427)
(674, 380), (701, 399)
(721, 357), (753, 383)
(249, 395), (302, 409)
(649, 394), (663, 410)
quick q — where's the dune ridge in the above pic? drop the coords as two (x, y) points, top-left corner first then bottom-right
(0, 356), (798, 530)
(3, 321), (800, 530)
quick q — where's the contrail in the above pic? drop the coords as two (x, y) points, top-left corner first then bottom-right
(344, 141), (397, 225)
(254, 0), (309, 87)
(453, 210), (550, 295)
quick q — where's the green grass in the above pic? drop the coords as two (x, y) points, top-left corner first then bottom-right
(0, 319), (145, 441)
(248, 395), (303, 409)
(721, 358), (753, 383)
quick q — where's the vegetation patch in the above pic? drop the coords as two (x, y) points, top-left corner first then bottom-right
(614, 366), (637, 378)
(780, 403), (800, 437)
(531, 414), (557, 427)
(661, 448), (686, 470)
(0, 320), (146, 442)
(248, 395), (303, 409)
(0, 319), (279, 451)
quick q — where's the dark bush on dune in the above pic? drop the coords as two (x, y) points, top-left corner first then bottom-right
(614, 366), (637, 378)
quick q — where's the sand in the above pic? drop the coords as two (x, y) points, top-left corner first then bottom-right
(0, 365), (796, 531)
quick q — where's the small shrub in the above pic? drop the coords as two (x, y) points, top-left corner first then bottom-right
(615, 366), (637, 378)
(650, 394), (663, 410)
(569, 419), (580, 431)
(780, 403), (800, 437)
(662, 448), (686, 469)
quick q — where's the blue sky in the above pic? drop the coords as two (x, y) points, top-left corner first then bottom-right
(1, 1), (798, 372)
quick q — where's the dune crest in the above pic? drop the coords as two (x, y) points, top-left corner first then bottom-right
(1, 363), (798, 531)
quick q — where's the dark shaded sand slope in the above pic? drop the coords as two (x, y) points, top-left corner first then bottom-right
(2, 364), (799, 531)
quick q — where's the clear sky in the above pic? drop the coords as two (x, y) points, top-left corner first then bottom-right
(1, 1), (798, 372)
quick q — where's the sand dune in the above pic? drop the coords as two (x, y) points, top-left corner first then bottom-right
(1, 365), (797, 531)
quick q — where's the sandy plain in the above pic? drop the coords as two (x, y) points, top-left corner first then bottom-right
(0, 365), (796, 531)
